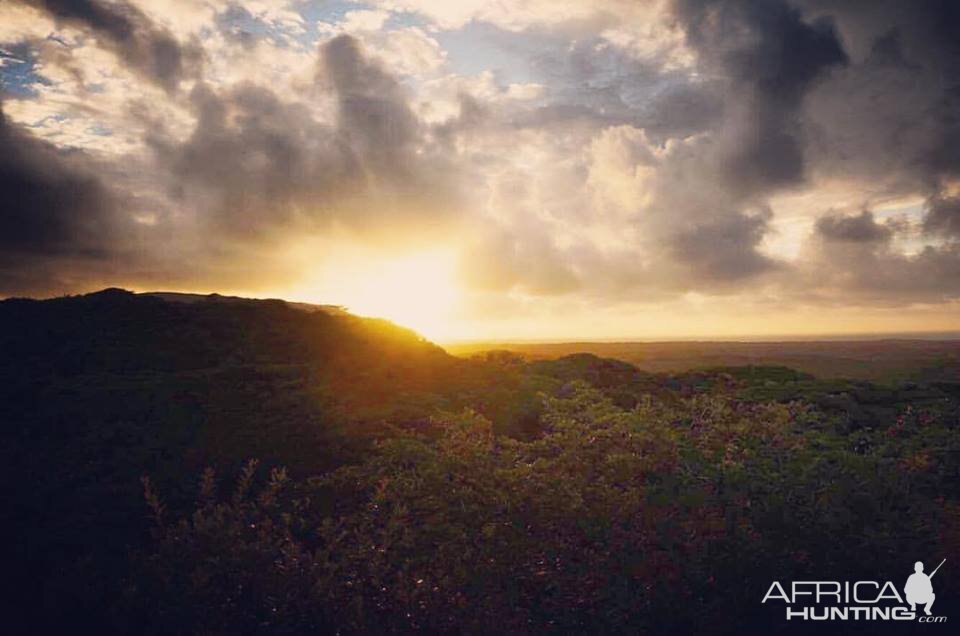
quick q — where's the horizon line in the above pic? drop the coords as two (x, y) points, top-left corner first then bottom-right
(438, 331), (960, 346)
(7, 289), (960, 346)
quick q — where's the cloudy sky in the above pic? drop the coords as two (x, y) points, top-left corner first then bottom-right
(2, 0), (960, 340)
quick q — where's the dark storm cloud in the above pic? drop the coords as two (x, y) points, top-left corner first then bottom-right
(0, 105), (114, 255)
(148, 81), (340, 236)
(19, 0), (201, 91)
(147, 34), (461, 242)
(672, 0), (847, 193)
(815, 210), (892, 244)
(676, 0), (847, 99)
(454, 2), (844, 295)
(670, 209), (778, 281)
(798, 207), (960, 304)
(552, 0), (850, 290)
(2, 33), (463, 295)
(806, 245), (960, 304)
(0, 101), (131, 294)
(800, 0), (960, 193)
(771, 0), (960, 303)
(535, 0), (845, 294)
(321, 35), (463, 211)
(639, 81), (724, 143)
(651, 0), (958, 303)
(923, 196), (960, 240)
(323, 35), (420, 160)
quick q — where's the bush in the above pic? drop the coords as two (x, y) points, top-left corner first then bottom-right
(134, 384), (959, 634)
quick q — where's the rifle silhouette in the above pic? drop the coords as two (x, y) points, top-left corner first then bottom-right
(930, 558), (946, 579)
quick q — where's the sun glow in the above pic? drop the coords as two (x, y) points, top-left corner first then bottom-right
(290, 247), (462, 341)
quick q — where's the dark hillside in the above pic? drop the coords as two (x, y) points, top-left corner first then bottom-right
(0, 289), (499, 630)
(2, 291), (958, 633)
(0, 287), (446, 375)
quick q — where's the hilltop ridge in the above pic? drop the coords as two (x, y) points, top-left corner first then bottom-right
(142, 290), (350, 316)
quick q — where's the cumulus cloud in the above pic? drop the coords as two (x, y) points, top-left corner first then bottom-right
(461, 0), (846, 294)
(0, 99), (137, 294)
(133, 31), (474, 283)
(801, 0), (960, 194)
(0, 26), (469, 294)
(2, 0), (960, 323)
(792, 207), (960, 304)
(674, 0), (847, 194)
(0, 106), (111, 253)
(815, 210), (893, 244)
(20, 0), (203, 91)
(924, 196), (960, 240)
(149, 34), (462, 236)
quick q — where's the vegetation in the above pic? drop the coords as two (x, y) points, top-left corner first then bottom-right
(2, 290), (958, 633)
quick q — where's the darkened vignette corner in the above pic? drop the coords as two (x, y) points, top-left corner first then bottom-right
(2, 0), (960, 634)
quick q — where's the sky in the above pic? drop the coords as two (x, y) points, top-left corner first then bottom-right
(2, 0), (960, 341)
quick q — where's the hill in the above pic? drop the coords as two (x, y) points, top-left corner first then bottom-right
(2, 290), (958, 633)
(0, 289), (532, 631)
(143, 290), (351, 315)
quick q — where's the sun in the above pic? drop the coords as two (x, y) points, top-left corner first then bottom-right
(289, 247), (462, 341)
(341, 249), (461, 340)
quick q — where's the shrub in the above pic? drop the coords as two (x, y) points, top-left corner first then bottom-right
(135, 384), (958, 634)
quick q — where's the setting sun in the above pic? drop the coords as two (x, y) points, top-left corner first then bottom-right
(289, 248), (462, 341)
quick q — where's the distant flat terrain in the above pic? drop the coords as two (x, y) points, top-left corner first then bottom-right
(445, 338), (960, 382)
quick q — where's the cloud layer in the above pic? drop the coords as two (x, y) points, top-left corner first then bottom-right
(2, 0), (960, 334)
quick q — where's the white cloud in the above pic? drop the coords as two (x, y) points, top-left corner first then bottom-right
(340, 9), (391, 32)
(0, 2), (54, 42)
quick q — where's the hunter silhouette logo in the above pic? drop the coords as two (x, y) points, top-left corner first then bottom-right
(762, 559), (947, 623)
(906, 559), (944, 616)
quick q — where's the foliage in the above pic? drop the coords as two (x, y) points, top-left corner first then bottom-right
(136, 385), (960, 634)
(3, 290), (958, 633)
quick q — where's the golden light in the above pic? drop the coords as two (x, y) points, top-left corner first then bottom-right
(288, 246), (462, 341)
